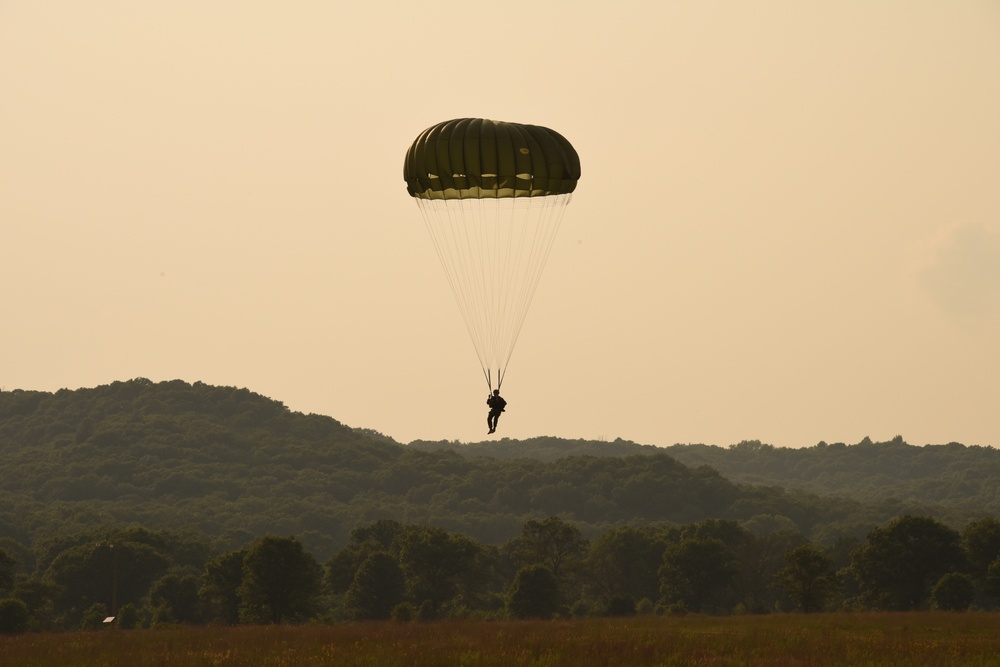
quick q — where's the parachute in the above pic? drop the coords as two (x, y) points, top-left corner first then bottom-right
(404, 118), (581, 391)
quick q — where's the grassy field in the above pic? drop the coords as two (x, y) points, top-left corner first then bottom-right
(3, 612), (1000, 666)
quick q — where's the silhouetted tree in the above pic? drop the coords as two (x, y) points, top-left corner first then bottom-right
(116, 603), (140, 629)
(777, 544), (835, 613)
(80, 603), (108, 630)
(507, 565), (559, 619)
(399, 526), (481, 618)
(148, 573), (202, 624)
(931, 572), (975, 611)
(10, 579), (59, 631)
(984, 556), (1000, 603)
(0, 599), (29, 634)
(326, 520), (407, 595)
(961, 518), (1000, 579)
(733, 530), (804, 613)
(851, 516), (965, 610)
(45, 542), (168, 628)
(238, 536), (322, 624)
(0, 550), (14, 595)
(659, 537), (738, 613)
(200, 550), (245, 624)
(345, 552), (405, 620)
(506, 517), (588, 604)
(584, 526), (667, 605)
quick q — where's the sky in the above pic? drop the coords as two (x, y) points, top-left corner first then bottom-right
(2, 1), (999, 449)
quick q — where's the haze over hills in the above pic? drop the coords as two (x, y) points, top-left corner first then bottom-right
(1, 379), (995, 561)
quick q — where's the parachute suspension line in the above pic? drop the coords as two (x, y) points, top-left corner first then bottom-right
(491, 194), (572, 383)
(415, 193), (571, 389)
(488, 196), (505, 389)
(416, 199), (491, 376)
(459, 196), (490, 369)
(501, 194), (572, 373)
(486, 196), (528, 388)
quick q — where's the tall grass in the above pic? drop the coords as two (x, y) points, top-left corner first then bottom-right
(3, 612), (999, 666)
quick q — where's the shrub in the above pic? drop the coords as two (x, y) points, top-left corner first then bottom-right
(117, 603), (140, 629)
(390, 602), (416, 623)
(932, 573), (975, 611)
(604, 596), (636, 617)
(81, 603), (109, 630)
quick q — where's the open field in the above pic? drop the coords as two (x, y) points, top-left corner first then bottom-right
(3, 612), (1000, 667)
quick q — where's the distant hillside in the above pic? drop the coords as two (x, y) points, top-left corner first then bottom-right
(416, 436), (1000, 519)
(662, 438), (1000, 516)
(0, 379), (401, 558)
(0, 380), (975, 560)
(409, 436), (660, 461)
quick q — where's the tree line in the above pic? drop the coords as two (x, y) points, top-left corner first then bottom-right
(413, 436), (1000, 519)
(4, 380), (998, 632)
(662, 438), (1000, 517)
(1, 380), (985, 562)
(3, 514), (1000, 633)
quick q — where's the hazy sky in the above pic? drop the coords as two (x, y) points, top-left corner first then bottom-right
(2, 1), (998, 448)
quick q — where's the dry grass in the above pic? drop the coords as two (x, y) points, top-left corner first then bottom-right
(3, 612), (1000, 666)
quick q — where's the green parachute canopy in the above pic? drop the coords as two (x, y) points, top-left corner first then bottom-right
(404, 118), (580, 200)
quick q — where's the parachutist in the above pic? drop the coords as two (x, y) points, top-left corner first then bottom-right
(487, 389), (507, 434)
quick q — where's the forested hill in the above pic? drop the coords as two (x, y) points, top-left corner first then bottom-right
(410, 436), (661, 460)
(663, 439), (1000, 516)
(415, 436), (1000, 519)
(0, 379), (982, 560)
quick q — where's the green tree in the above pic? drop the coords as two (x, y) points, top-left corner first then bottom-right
(11, 579), (59, 631)
(931, 572), (975, 611)
(659, 538), (738, 613)
(46, 542), (169, 628)
(326, 520), (406, 595)
(506, 516), (588, 605)
(985, 556), (1000, 602)
(238, 536), (322, 624)
(685, 519), (751, 551)
(345, 552), (405, 620)
(326, 547), (362, 596)
(200, 550), (245, 624)
(80, 602), (109, 630)
(0, 549), (14, 595)
(116, 603), (140, 629)
(348, 519), (407, 553)
(585, 526), (667, 605)
(446, 542), (505, 615)
(390, 601), (416, 622)
(851, 516), (966, 610)
(506, 565), (559, 619)
(0, 598), (29, 634)
(778, 544), (835, 613)
(399, 526), (481, 618)
(148, 572), (202, 624)
(961, 518), (1000, 579)
(733, 530), (804, 613)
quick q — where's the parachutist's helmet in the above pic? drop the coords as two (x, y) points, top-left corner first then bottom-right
(493, 389), (500, 395)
